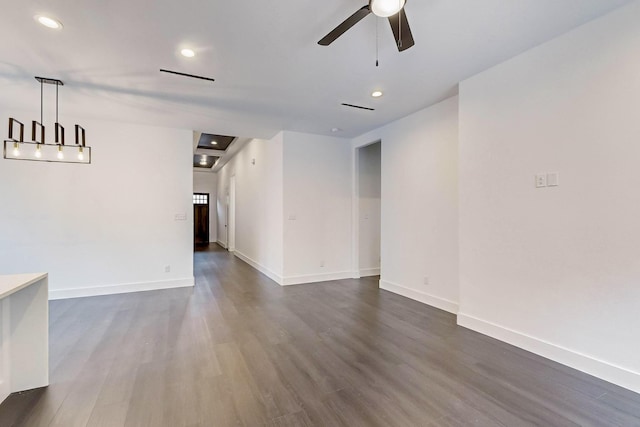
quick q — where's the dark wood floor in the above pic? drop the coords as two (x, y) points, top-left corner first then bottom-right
(1, 245), (639, 426)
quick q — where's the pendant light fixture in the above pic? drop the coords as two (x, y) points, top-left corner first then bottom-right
(3, 77), (91, 164)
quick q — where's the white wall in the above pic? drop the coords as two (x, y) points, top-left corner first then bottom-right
(357, 142), (381, 276)
(216, 134), (284, 281)
(215, 131), (352, 286)
(0, 113), (194, 299)
(352, 97), (459, 314)
(459, 1), (640, 393)
(282, 131), (352, 285)
(193, 171), (218, 243)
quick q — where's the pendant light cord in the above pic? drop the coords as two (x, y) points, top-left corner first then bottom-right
(40, 80), (43, 126)
(56, 82), (59, 125)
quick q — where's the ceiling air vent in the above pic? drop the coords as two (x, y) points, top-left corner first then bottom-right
(159, 69), (216, 82)
(341, 103), (375, 111)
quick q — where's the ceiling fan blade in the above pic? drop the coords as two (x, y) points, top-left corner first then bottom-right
(318, 5), (371, 46)
(388, 8), (415, 52)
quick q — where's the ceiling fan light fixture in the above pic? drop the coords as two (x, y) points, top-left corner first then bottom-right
(370, 0), (406, 18)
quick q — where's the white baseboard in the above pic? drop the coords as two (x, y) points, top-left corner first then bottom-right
(282, 271), (353, 286)
(379, 280), (459, 314)
(457, 313), (640, 395)
(233, 251), (284, 285)
(359, 267), (381, 277)
(232, 251), (351, 287)
(216, 240), (227, 249)
(49, 277), (195, 300)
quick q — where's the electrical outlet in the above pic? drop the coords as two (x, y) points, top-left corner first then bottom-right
(165, 265), (171, 273)
(547, 172), (559, 187)
(535, 174), (547, 188)
(424, 276), (429, 285)
(320, 260), (325, 268)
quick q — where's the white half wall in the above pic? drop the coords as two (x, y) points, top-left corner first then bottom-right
(0, 113), (194, 299)
(459, 1), (640, 393)
(357, 142), (381, 276)
(352, 96), (460, 314)
(194, 170), (218, 243)
(282, 131), (352, 285)
(215, 134), (284, 283)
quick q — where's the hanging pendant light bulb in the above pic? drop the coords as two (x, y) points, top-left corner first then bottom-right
(35, 144), (42, 158)
(78, 146), (84, 160)
(57, 145), (64, 159)
(370, 0), (405, 17)
(12, 142), (20, 157)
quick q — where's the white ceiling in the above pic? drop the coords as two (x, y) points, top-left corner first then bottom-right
(0, 0), (633, 139)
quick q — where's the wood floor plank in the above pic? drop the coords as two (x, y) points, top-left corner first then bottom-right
(215, 342), (270, 426)
(0, 244), (638, 426)
(267, 410), (314, 427)
(85, 402), (128, 427)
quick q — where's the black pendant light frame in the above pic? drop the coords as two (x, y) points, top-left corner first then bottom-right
(3, 76), (91, 164)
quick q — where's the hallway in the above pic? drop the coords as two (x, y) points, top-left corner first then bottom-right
(0, 245), (639, 426)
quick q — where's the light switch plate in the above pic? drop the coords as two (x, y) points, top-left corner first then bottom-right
(535, 174), (547, 188)
(288, 214), (297, 220)
(175, 213), (187, 221)
(547, 172), (559, 187)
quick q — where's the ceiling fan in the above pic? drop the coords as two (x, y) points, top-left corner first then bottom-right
(318, 0), (414, 52)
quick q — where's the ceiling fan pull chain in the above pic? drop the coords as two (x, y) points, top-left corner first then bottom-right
(398, 0), (403, 49)
(376, 18), (379, 67)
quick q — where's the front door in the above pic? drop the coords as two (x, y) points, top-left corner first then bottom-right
(193, 193), (209, 245)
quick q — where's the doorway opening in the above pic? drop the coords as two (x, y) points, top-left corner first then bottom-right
(356, 141), (381, 277)
(193, 193), (210, 246)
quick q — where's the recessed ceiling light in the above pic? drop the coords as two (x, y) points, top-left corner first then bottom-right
(371, 91), (383, 98)
(181, 48), (196, 58)
(331, 128), (341, 133)
(35, 15), (63, 29)
(211, 140), (218, 145)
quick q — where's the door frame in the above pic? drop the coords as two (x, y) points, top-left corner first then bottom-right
(228, 176), (236, 252)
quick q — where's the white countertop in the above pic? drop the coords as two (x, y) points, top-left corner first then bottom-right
(0, 273), (48, 299)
